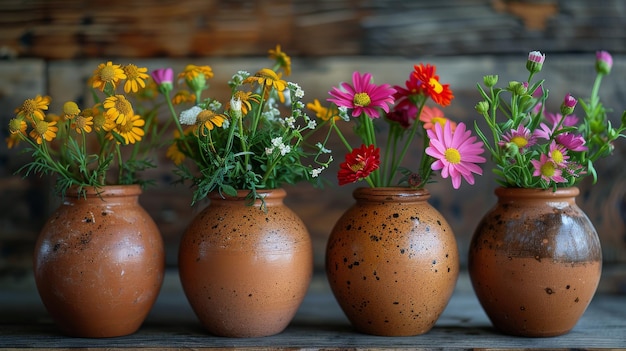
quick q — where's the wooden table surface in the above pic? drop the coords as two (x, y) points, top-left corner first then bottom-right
(1, 270), (624, 350)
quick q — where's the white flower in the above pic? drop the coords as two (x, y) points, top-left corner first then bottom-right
(311, 167), (324, 178)
(289, 82), (305, 99)
(316, 142), (331, 154)
(307, 119), (317, 129)
(180, 106), (202, 125)
(284, 116), (296, 129)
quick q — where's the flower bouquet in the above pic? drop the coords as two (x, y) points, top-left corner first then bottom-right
(153, 45), (332, 205)
(7, 62), (163, 195)
(311, 64), (486, 189)
(474, 50), (626, 189)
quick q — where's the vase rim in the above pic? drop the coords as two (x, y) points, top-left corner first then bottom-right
(495, 186), (579, 199)
(353, 186), (430, 201)
(209, 188), (286, 201)
(65, 184), (142, 198)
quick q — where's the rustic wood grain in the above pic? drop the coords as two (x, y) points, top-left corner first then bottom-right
(0, 271), (625, 349)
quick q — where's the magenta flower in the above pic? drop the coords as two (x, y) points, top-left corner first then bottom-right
(595, 50), (613, 75)
(328, 71), (396, 119)
(499, 124), (536, 150)
(531, 154), (566, 184)
(556, 132), (588, 152)
(151, 68), (174, 93)
(535, 112), (579, 140)
(386, 102), (418, 129)
(426, 122), (486, 189)
(560, 93), (577, 115)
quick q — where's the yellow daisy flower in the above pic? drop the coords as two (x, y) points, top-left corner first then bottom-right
(15, 95), (51, 121)
(122, 64), (150, 93)
(103, 95), (134, 125)
(307, 99), (340, 122)
(268, 44), (292, 76)
(29, 119), (58, 144)
(178, 64), (214, 82)
(243, 68), (287, 103)
(231, 91), (260, 115)
(92, 61), (126, 91)
(115, 114), (145, 144)
(172, 90), (196, 105)
(166, 130), (186, 165)
(195, 110), (226, 135)
(71, 115), (94, 134)
(8, 118), (27, 135)
(62, 101), (81, 120)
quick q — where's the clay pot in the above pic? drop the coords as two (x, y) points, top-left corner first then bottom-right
(178, 188), (313, 337)
(326, 187), (459, 336)
(468, 187), (602, 337)
(34, 185), (165, 338)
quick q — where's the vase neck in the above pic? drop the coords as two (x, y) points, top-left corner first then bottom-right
(352, 187), (431, 203)
(209, 188), (286, 207)
(495, 187), (579, 205)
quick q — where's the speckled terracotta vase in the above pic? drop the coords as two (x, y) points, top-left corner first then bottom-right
(33, 185), (165, 338)
(468, 187), (602, 337)
(326, 187), (459, 336)
(178, 188), (313, 337)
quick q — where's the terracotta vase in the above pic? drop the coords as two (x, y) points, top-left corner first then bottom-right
(33, 185), (165, 338)
(468, 187), (602, 337)
(178, 188), (313, 337)
(326, 187), (459, 336)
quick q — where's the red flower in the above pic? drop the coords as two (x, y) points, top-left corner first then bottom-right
(337, 144), (380, 185)
(412, 64), (454, 107)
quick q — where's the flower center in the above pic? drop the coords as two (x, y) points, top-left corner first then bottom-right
(540, 161), (556, 177)
(196, 110), (215, 123)
(353, 93), (371, 107)
(22, 99), (37, 114)
(444, 148), (461, 164)
(115, 97), (133, 116)
(75, 116), (88, 130)
(34, 120), (49, 135)
(119, 119), (135, 133)
(432, 117), (448, 128)
(349, 161), (365, 172)
(550, 149), (563, 164)
(63, 101), (80, 117)
(9, 119), (23, 133)
(124, 64), (141, 80)
(510, 136), (528, 148)
(429, 78), (443, 94)
(99, 65), (117, 82)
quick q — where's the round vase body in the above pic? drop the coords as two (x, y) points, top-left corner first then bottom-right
(178, 188), (313, 337)
(34, 185), (165, 338)
(326, 187), (459, 336)
(468, 187), (602, 337)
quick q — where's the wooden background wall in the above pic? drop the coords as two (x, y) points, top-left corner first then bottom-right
(1, 0), (625, 293)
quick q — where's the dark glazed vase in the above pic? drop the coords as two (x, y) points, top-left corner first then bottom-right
(326, 187), (459, 336)
(34, 185), (165, 337)
(178, 188), (313, 337)
(468, 187), (602, 337)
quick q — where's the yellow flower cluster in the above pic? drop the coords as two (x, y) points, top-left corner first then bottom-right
(7, 62), (150, 149)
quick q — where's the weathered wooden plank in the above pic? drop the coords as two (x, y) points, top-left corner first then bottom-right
(0, 272), (625, 349)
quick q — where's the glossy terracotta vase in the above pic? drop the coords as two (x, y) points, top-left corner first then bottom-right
(468, 187), (602, 337)
(326, 187), (459, 336)
(34, 185), (165, 338)
(178, 188), (313, 337)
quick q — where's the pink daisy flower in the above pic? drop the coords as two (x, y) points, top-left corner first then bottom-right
(328, 71), (396, 119)
(547, 140), (569, 166)
(556, 132), (588, 152)
(499, 124), (536, 150)
(531, 154), (567, 184)
(425, 122), (486, 189)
